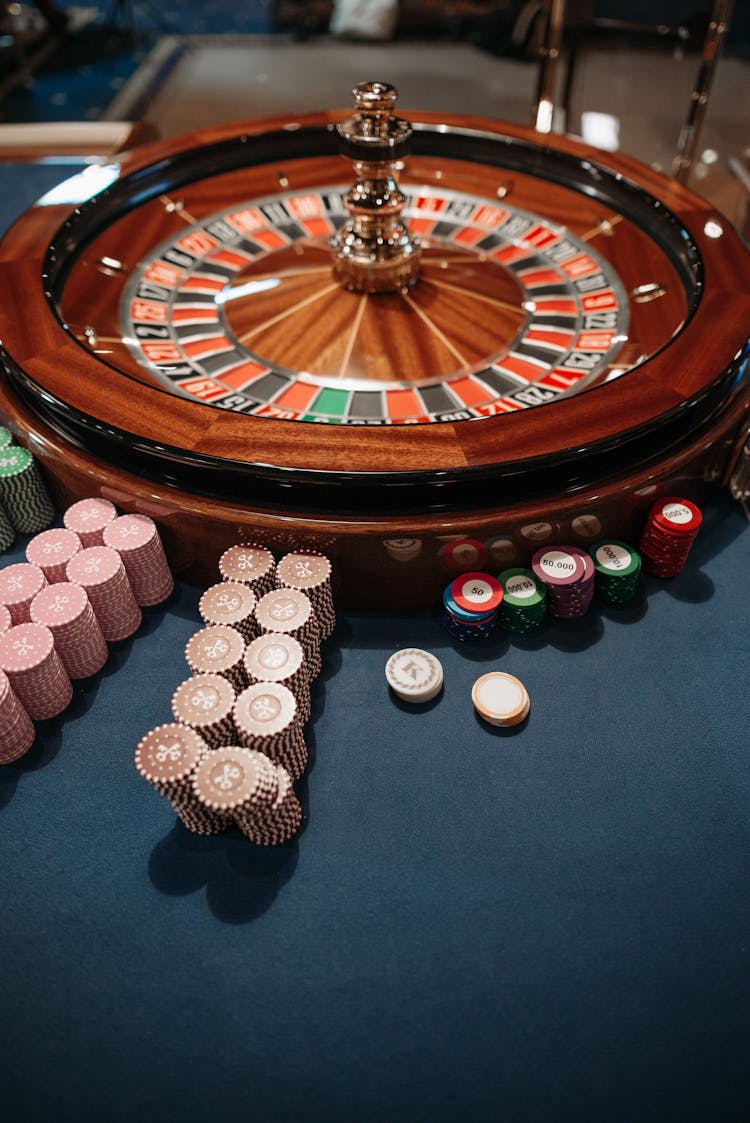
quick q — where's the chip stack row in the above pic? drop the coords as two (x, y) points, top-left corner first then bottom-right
(639, 497), (702, 578)
(531, 546), (595, 619)
(496, 568), (547, 633)
(588, 540), (642, 605)
(442, 571), (503, 641)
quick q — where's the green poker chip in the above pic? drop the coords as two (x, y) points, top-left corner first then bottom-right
(589, 540), (642, 604)
(0, 446), (55, 533)
(496, 567), (547, 633)
(0, 501), (14, 552)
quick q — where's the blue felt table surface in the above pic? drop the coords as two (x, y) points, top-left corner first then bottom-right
(0, 163), (749, 1123)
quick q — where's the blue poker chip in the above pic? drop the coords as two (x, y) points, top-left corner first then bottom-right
(442, 584), (495, 625)
(442, 612), (496, 641)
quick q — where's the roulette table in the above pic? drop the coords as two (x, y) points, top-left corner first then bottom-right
(0, 107), (749, 1122)
(0, 84), (748, 606)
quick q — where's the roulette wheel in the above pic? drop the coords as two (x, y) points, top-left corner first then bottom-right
(0, 81), (748, 606)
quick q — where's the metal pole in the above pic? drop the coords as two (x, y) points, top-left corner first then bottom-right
(673, 0), (734, 181)
(533, 0), (567, 134)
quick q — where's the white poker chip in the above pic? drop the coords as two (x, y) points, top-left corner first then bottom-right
(471, 672), (530, 727)
(385, 647), (443, 703)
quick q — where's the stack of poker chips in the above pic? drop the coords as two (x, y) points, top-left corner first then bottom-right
(496, 568), (547, 633)
(171, 672), (237, 748)
(30, 583), (108, 680)
(135, 723), (231, 835)
(0, 622), (73, 720)
(219, 543), (276, 597)
(639, 497), (703, 578)
(588, 540), (642, 605)
(442, 571), (503, 641)
(531, 545), (595, 619)
(0, 445), (55, 536)
(63, 497), (117, 547)
(66, 546), (142, 641)
(0, 668), (36, 762)
(0, 562), (47, 623)
(26, 528), (82, 583)
(275, 551), (336, 640)
(191, 746), (302, 846)
(198, 581), (258, 642)
(185, 625), (248, 692)
(103, 514), (174, 606)
(233, 681), (308, 781)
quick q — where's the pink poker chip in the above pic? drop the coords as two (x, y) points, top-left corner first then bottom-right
(66, 546), (141, 641)
(26, 528), (82, 584)
(0, 622), (72, 720)
(0, 669), (35, 763)
(63, 497), (117, 547)
(103, 514), (173, 606)
(0, 603), (11, 636)
(30, 582), (108, 679)
(0, 563), (48, 624)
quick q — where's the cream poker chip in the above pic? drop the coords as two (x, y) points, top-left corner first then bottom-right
(385, 648), (443, 703)
(471, 672), (530, 727)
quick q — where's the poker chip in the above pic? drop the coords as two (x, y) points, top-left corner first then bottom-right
(0, 446), (55, 533)
(219, 544), (276, 595)
(0, 501), (14, 552)
(531, 545), (595, 619)
(385, 648), (443, 703)
(192, 745), (279, 813)
(30, 582), (108, 679)
(0, 562), (47, 624)
(497, 568), (547, 633)
(185, 624), (247, 691)
(169, 793), (233, 835)
(198, 581), (258, 641)
(516, 520), (560, 549)
(639, 497), (702, 577)
(0, 669), (35, 763)
(63, 497), (117, 547)
(0, 622), (73, 720)
(0, 427), (13, 451)
(589, 540), (642, 604)
(484, 535), (518, 569)
(26, 528), (82, 584)
(472, 672), (530, 728)
(275, 550), (336, 640)
(244, 632), (311, 724)
(135, 722), (208, 798)
(256, 587), (321, 680)
(0, 603), (11, 637)
(171, 672), (237, 748)
(442, 574), (499, 641)
(103, 513), (174, 606)
(233, 681), (308, 780)
(66, 546), (142, 641)
(570, 513), (603, 541)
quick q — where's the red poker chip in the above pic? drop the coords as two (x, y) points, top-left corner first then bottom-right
(450, 572), (503, 615)
(650, 497), (702, 536)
